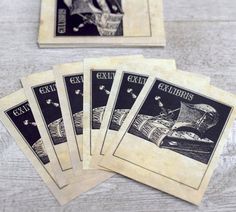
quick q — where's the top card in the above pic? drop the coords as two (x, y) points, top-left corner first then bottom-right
(56, 0), (152, 37)
(39, 0), (165, 46)
(111, 78), (233, 187)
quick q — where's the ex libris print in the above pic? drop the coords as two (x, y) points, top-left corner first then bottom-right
(38, 0), (165, 47)
(57, 0), (124, 36)
(21, 71), (76, 184)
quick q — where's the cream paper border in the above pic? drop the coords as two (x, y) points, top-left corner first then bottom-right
(100, 65), (236, 204)
(21, 70), (75, 185)
(38, 0), (165, 47)
(0, 89), (113, 205)
(91, 63), (211, 169)
(53, 62), (84, 175)
(83, 55), (144, 169)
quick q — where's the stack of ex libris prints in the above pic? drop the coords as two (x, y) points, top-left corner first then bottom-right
(0, 56), (235, 206)
(98, 63), (236, 205)
(38, 0), (165, 47)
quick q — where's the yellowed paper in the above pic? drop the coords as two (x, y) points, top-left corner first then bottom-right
(0, 89), (113, 205)
(21, 70), (76, 184)
(38, 0), (165, 47)
(100, 65), (236, 204)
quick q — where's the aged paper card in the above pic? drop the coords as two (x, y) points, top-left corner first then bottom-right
(100, 66), (236, 204)
(0, 89), (113, 205)
(38, 0), (165, 47)
(21, 70), (77, 184)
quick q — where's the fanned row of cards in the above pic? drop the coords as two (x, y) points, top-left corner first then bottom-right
(38, 0), (165, 47)
(0, 55), (235, 205)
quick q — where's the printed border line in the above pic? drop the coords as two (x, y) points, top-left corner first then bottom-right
(4, 101), (67, 190)
(113, 77), (234, 190)
(32, 82), (72, 172)
(63, 74), (83, 162)
(100, 71), (149, 155)
(54, 0), (152, 38)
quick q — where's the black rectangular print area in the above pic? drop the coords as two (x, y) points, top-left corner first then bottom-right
(92, 70), (115, 129)
(33, 82), (67, 146)
(64, 74), (83, 135)
(128, 80), (232, 164)
(109, 73), (148, 131)
(6, 102), (50, 165)
(56, 0), (124, 36)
